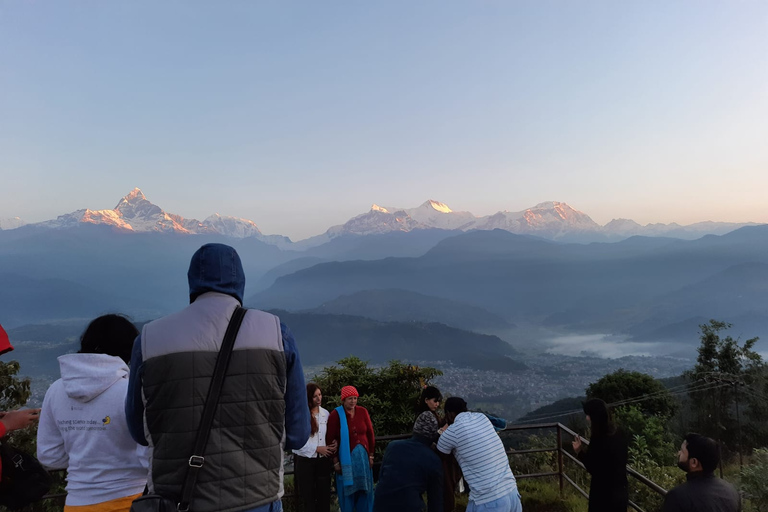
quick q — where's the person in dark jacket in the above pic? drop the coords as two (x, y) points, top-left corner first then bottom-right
(661, 433), (740, 512)
(125, 244), (310, 512)
(373, 411), (443, 512)
(571, 398), (628, 512)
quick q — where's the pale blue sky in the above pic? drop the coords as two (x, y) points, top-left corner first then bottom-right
(1, 1), (766, 240)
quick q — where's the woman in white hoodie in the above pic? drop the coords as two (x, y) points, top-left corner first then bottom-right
(37, 314), (148, 512)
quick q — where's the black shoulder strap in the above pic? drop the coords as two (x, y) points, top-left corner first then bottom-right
(177, 306), (247, 512)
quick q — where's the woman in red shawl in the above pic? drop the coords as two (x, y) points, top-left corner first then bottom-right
(325, 386), (375, 512)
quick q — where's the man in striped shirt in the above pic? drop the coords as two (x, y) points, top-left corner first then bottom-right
(436, 397), (521, 512)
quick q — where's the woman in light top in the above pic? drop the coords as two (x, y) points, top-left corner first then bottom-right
(37, 314), (148, 512)
(293, 383), (337, 512)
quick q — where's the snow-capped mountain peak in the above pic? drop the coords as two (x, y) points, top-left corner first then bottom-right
(472, 201), (601, 237)
(423, 200), (453, 214)
(0, 216), (26, 230)
(32, 189), (291, 244)
(114, 188), (165, 222)
(323, 199), (480, 237)
(120, 187), (146, 204)
(202, 213), (263, 237)
(404, 200), (475, 230)
(529, 201), (584, 219)
(325, 206), (423, 237)
(525, 201), (597, 224)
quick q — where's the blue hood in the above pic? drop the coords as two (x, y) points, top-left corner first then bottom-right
(188, 243), (245, 304)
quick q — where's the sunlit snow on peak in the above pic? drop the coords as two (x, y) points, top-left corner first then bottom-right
(425, 200), (453, 213)
(124, 188), (146, 202)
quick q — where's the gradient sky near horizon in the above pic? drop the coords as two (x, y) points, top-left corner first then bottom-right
(1, 1), (767, 240)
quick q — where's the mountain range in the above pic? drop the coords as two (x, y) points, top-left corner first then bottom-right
(285, 200), (759, 245)
(1, 189), (758, 245)
(3, 189), (768, 360)
(30, 189), (292, 248)
(249, 226), (768, 355)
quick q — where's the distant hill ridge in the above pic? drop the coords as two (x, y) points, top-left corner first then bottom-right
(307, 289), (514, 331)
(264, 310), (526, 373)
(6, 312), (527, 375)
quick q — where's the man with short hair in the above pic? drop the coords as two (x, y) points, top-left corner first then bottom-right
(125, 243), (310, 512)
(373, 411), (444, 512)
(436, 397), (520, 512)
(661, 433), (740, 512)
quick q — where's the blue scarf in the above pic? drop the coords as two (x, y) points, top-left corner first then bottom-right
(336, 406), (354, 487)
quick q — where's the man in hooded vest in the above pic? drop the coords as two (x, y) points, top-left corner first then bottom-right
(125, 243), (310, 512)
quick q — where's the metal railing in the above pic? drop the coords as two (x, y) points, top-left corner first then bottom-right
(502, 422), (667, 512)
(40, 422), (667, 511)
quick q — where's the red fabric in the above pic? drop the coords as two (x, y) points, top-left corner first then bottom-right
(340, 386), (358, 401)
(326, 406), (375, 456)
(0, 323), (13, 356)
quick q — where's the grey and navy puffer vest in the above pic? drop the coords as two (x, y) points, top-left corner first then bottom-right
(140, 293), (287, 512)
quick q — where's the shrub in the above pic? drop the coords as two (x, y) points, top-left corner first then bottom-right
(741, 448), (768, 512)
(627, 434), (685, 512)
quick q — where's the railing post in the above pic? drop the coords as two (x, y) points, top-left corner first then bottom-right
(556, 425), (564, 497)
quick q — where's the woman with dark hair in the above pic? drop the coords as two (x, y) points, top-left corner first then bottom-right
(416, 385), (444, 437)
(417, 386), (442, 418)
(37, 314), (148, 512)
(77, 314), (137, 363)
(418, 390), (466, 512)
(571, 398), (629, 512)
(292, 383), (337, 512)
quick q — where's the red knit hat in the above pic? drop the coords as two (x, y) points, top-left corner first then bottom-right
(340, 386), (359, 401)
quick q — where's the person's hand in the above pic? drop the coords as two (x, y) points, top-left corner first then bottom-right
(0, 408), (41, 432)
(368, 455), (374, 468)
(317, 440), (338, 457)
(333, 460), (342, 474)
(572, 435), (583, 454)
